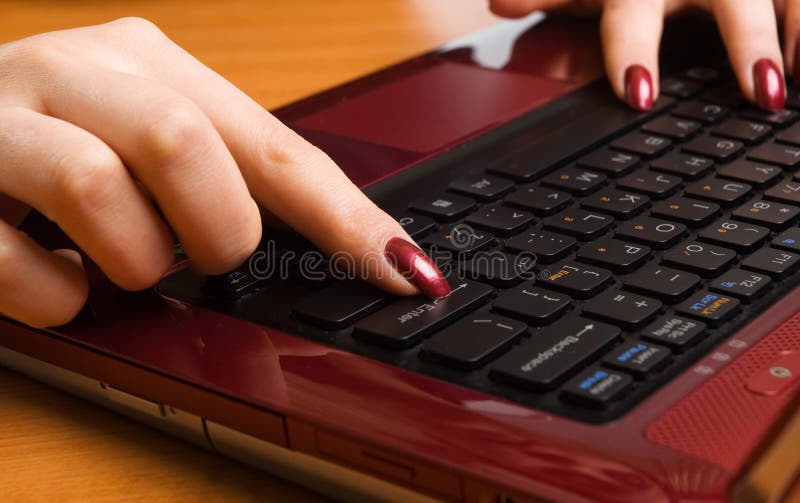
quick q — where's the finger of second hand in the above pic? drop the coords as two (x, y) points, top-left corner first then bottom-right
(784, 0), (800, 83)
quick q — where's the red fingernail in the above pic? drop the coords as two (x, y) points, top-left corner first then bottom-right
(384, 237), (451, 298)
(753, 58), (785, 111)
(624, 65), (653, 111)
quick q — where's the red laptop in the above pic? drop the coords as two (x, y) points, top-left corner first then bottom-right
(3, 13), (800, 502)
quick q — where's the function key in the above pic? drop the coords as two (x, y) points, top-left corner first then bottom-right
(504, 186), (572, 215)
(576, 238), (651, 273)
(642, 116), (701, 141)
(539, 261), (612, 299)
(650, 152), (714, 179)
(420, 313), (526, 370)
(465, 205), (534, 237)
(623, 264), (700, 302)
(651, 197), (719, 227)
(505, 230), (576, 264)
(490, 316), (620, 391)
(740, 108), (798, 128)
(354, 280), (494, 348)
(602, 341), (671, 378)
(541, 167), (607, 195)
(717, 160), (781, 187)
(492, 285), (571, 325)
(615, 216), (686, 249)
(672, 101), (728, 124)
(712, 118), (772, 144)
(685, 176), (752, 206)
(561, 367), (633, 408)
(582, 290), (662, 329)
(410, 194), (476, 222)
(697, 219), (769, 253)
(422, 225), (495, 257)
(293, 281), (390, 330)
(660, 76), (702, 98)
(710, 269), (771, 302)
(682, 135), (743, 162)
(395, 214), (436, 240)
(676, 290), (740, 326)
(747, 141), (800, 168)
(448, 175), (514, 202)
(581, 189), (649, 219)
(764, 181), (800, 205)
(543, 208), (613, 240)
(461, 251), (536, 288)
(611, 132), (672, 157)
(641, 315), (706, 351)
(577, 148), (640, 176)
(616, 170), (682, 199)
(772, 228), (800, 252)
(661, 240), (736, 277)
(775, 122), (800, 145)
(732, 199), (800, 230)
(741, 248), (800, 278)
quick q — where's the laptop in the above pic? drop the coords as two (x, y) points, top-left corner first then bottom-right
(3, 13), (800, 502)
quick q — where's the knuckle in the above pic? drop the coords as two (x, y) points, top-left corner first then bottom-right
(53, 147), (121, 217)
(107, 16), (164, 39)
(260, 124), (317, 168)
(0, 36), (63, 71)
(144, 103), (209, 166)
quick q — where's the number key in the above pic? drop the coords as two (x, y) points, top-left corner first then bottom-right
(697, 219), (769, 252)
(582, 290), (662, 329)
(662, 241), (736, 277)
(732, 199), (800, 230)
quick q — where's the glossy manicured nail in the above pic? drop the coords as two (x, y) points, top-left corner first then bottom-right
(624, 65), (653, 111)
(753, 58), (785, 111)
(384, 237), (450, 298)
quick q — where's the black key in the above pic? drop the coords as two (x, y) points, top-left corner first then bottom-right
(676, 290), (740, 326)
(710, 269), (771, 303)
(611, 132), (672, 157)
(661, 76), (702, 98)
(543, 209), (613, 240)
(448, 175), (514, 202)
(576, 238), (651, 273)
(616, 170), (681, 199)
(602, 342), (670, 378)
(410, 194), (476, 222)
(764, 181), (800, 205)
(699, 85), (747, 109)
(395, 214), (436, 240)
(577, 148), (640, 176)
(203, 264), (264, 301)
(684, 67), (721, 82)
(293, 281), (390, 330)
(717, 160), (781, 187)
(581, 189), (649, 219)
(682, 135), (744, 162)
(649, 152), (714, 180)
(651, 197), (719, 227)
(712, 118), (772, 144)
(741, 248), (800, 277)
(732, 199), (800, 230)
(615, 216), (686, 249)
(466, 206), (534, 237)
(623, 264), (700, 302)
(740, 108), (798, 127)
(685, 176), (752, 206)
(672, 101), (728, 124)
(421, 313), (526, 369)
(787, 88), (800, 110)
(504, 186), (572, 216)
(505, 230), (576, 264)
(493, 285), (571, 325)
(490, 317), (620, 391)
(641, 315), (706, 351)
(461, 251), (536, 288)
(423, 224), (494, 257)
(582, 290), (662, 329)
(541, 167), (607, 195)
(661, 241), (736, 277)
(642, 116), (701, 141)
(697, 219), (769, 253)
(775, 122), (800, 146)
(747, 141), (800, 168)
(354, 280), (494, 348)
(539, 261), (612, 299)
(773, 228), (800, 252)
(561, 367), (633, 408)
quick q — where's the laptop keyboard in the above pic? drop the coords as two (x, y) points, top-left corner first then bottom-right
(159, 66), (800, 423)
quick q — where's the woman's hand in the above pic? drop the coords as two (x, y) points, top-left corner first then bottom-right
(0, 18), (450, 328)
(490, 0), (789, 111)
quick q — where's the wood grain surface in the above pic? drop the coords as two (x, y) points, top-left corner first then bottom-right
(0, 1), (496, 501)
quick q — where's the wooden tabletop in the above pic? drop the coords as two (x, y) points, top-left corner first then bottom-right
(0, 2), (495, 501)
